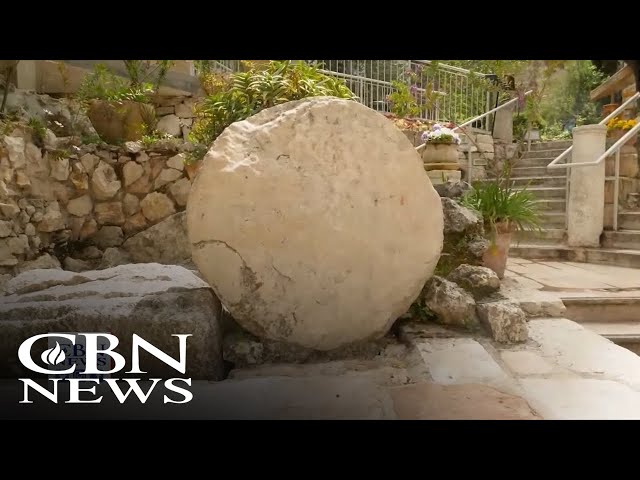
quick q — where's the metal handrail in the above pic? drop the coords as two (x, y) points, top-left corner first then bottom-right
(547, 91), (640, 170)
(415, 90), (533, 152)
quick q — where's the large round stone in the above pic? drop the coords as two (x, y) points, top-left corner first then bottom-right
(187, 97), (443, 350)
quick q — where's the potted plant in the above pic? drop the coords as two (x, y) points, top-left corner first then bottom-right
(76, 61), (172, 144)
(461, 178), (542, 279)
(606, 117), (638, 146)
(420, 122), (462, 170)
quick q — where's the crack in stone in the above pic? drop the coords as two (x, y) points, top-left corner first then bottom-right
(272, 263), (293, 282)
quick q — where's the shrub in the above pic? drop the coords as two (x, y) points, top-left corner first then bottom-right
(187, 60), (356, 164)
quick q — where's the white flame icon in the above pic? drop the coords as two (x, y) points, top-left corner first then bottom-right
(41, 342), (66, 366)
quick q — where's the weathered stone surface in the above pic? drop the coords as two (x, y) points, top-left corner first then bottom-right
(175, 101), (195, 118)
(0, 221), (12, 238)
(4, 136), (25, 168)
(98, 247), (132, 269)
(36, 205), (65, 232)
(187, 97), (444, 350)
(136, 151), (150, 163)
(0, 202), (20, 218)
(91, 161), (121, 200)
(14, 253), (61, 274)
(69, 162), (89, 191)
(122, 193), (140, 215)
(441, 197), (482, 234)
(80, 153), (99, 174)
(63, 256), (93, 273)
(154, 168), (182, 189)
(25, 142), (49, 179)
(124, 141), (143, 154)
(49, 156), (70, 181)
(123, 161), (144, 187)
(477, 301), (528, 343)
(157, 114), (181, 137)
(79, 218), (98, 241)
(448, 264), (500, 299)
(0, 264), (224, 380)
(67, 194), (93, 217)
(423, 276), (479, 329)
(140, 192), (175, 223)
(93, 226), (123, 248)
(123, 212), (148, 235)
(166, 153), (185, 171)
(169, 177), (190, 207)
(94, 202), (125, 226)
(1, 235), (29, 255)
(24, 223), (35, 236)
(123, 212), (190, 264)
(126, 167), (152, 194)
(434, 181), (471, 199)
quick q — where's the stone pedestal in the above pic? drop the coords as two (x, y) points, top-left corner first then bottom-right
(567, 125), (607, 247)
(427, 169), (461, 185)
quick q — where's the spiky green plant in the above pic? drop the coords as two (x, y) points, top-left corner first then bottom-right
(461, 179), (543, 239)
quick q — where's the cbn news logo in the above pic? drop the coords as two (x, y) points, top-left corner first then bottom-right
(17, 333), (193, 405)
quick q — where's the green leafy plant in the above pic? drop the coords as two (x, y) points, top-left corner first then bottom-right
(188, 60), (355, 164)
(461, 180), (542, 238)
(141, 129), (174, 148)
(27, 116), (47, 145)
(76, 64), (155, 105)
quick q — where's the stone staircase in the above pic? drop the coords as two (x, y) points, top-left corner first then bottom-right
(502, 140), (640, 269)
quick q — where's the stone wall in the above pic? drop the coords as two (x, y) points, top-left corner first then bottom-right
(0, 125), (193, 273)
(152, 95), (197, 141)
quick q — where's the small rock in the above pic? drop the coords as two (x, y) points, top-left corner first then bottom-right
(476, 301), (528, 343)
(37, 207), (65, 232)
(423, 276), (479, 329)
(80, 153), (99, 174)
(157, 114), (181, 137)
(441, 198), (483, 235)
(79, 246), (103, 260)
(43, 129), (58, 149)
(166, 154), (185, 171)
(136, 152), (150, 163)
(93, 226), (124, 248)
(3, 136), (26, 168)
(154, 168), (182, 189)
(140, 192), (176, 223)
(15, 253), (61, 274)
(67, 195), (93, 217)
(175, 101), (195, 118)
(79, 218), (98, 241)
(49, 155), (70, 181)
(63, 256), (93, 273)
(91, 161), (121, 200)
(123, 193), (140, 216)
(468, 238), (490, 259)
(0, 202), (20, 218)
(434, 181), (472, 199)
(24, 223), (36, 236)
(15, 170), (30, 187)
(94, 202), (125, 225)
(169, 178), (191, 207)
(98, 247), (132, 269)
(123, 212), (148, 235)
(123, 162), (144, 187)
(124, 141), (143, 154)
(448, 264), (500, 299)
(0, 221), (12, 238)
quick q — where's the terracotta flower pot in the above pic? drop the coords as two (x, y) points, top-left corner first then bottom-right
(609, 128), (637, 146)
(87, 100), (155, 144)
(482, 221), (516, 279)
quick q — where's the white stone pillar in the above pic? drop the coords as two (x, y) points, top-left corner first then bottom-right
(15, 61), (37, 91)
(493, 102), (514, 143)
(567, 124), (607, 247)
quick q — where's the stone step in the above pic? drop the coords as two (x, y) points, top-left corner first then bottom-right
(534, 198), (566, 211)
(527, 141), (573, 152)
(513, 186), (566, 199)
(513, 228), (566, 245)
(602, 230), (640, 249)
(521, 148), (570, 159)
(538, 212), (566, 227)
(582, 322), (640, 355)
(562, 298), (640, 324)
(619, 212), (640, 230)
(481, 176), (566, 187)
(511, 157), (565, 168)
(510, 244), (640, 269)
(511, 166), (554, 176)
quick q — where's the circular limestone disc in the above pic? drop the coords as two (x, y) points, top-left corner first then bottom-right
(187, 97), (443, 350)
